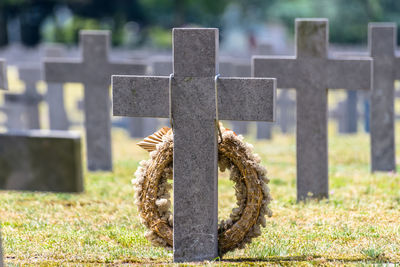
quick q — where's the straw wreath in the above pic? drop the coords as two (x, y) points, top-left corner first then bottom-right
(133, 124), (272, 256)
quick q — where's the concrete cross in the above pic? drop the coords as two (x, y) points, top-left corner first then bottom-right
(330, 100), (346, 133)
(0, 59), (7, 90)
(253, 19), (372, 201)
(113, 28), (276, 262)
(342, 90), (358, 133)
(276, 90), (295, 134)
(0, 59), (6, 267)
(330, 92), (359, 134)
(369, 23), (400, 172)
(44, 45), (70, 131)
(17, 66), (42, 129)
(44, 30), (147, 171)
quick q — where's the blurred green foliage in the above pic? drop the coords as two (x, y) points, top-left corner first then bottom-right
(1, 0), (400, 47)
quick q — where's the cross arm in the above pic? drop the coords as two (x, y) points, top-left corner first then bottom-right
(112, 75), (170, 118)
(218, 77), (276, 121)
(326, 57), (372, 90)
(0, 59), (8, 90)
(252, 56), (297, 89)
(43, 59), (82, 83)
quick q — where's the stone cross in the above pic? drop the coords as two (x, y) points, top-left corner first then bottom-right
(44, 30), (147, 171)
(330, 92), (359, 134)
(253, 19), (371, 201)
(369, 23), (400, 172)
(17, 66), (42, 129)
(330, 100), (347, 133)
(342, 90), (359, 133)
(0, 59), (7, 90)
(0, 59), (6, 267)
(44, 45), (70, 130)
(276, 90), (295, 134)
(113, 28), (276, 262)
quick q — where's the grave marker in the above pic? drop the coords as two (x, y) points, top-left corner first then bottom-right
(0, 130), (83, 192)
(44, 45), (70, 130)
(0, 59), (6, 267)
(44, 30), (147, 171)
(113, 28), (276, 262)
(277, 90), (295, 134)
(253, 19), (371, 200)
(343, 90), (358, 133)
(17, 66), (42, 129)
(0, 59), (7, 90)
(369, 23), (400, 172)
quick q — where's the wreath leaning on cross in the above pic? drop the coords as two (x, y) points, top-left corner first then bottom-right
(133, 123), (272, 256)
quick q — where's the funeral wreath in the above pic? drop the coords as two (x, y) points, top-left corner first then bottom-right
(133, 124), (272, 255)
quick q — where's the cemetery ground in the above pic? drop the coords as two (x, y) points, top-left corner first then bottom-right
(2, 124), (400, 266)
(1, 69), (400, 265)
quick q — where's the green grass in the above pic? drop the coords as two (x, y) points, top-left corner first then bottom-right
(2, 73), (400, 265)
(2, 125), (400, 266)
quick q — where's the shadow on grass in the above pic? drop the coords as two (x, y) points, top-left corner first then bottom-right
(222, 255), (391, 264)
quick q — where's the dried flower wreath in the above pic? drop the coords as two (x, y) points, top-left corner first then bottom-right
(133, 125), (272, 256)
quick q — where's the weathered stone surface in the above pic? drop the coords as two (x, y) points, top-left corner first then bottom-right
(253, 19), (372, 201)
(44, 30), (147, 171)
(277, 90), (296, 134)
(0, 59), (7, 90)
(17, 66), (42, 129)
(344, 90), (358, 133)
(113, 28), (276, 262)
(44, 45), (70, 131)
(369, 23), (400, 172)
(0, 130), (83, 192)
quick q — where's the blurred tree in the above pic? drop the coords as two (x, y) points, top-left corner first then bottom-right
(2, 0), (400, 47)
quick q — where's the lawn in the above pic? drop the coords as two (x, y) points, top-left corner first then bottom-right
(1, 70), (400, 265)
(1, 122), (400, 266)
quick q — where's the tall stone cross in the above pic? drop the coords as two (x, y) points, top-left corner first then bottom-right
(17, 66), (42, 129)
(369, 23), (400, 172)
(44, 45), (70, 131)
(44, 30), (147, 171)
(276, 90), (295, 134)
(0, 59), (7, 90)
(113, 28), (276, 262)
(253, 19), (372, 201)
(0, 58), (6, 267)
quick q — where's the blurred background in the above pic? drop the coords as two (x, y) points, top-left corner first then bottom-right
(1, 0), (400, 51)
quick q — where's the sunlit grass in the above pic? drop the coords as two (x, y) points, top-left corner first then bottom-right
(1, 73), (400, 265)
